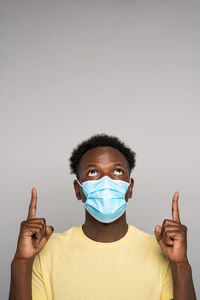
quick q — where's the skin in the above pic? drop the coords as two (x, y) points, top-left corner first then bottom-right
(73, 146), (134, 242)
(73, 145), (196, 299)
(9, 189), (54, 300)
(9, 145), (196, 299)
(154, 192), (188, 264)
(154, 192), (196, 299)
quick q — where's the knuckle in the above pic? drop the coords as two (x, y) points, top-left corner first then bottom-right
(21, 220), (27, 227)
(175, 220), (180, 224)
(163, 219), (168, 225)
(163, 226), (167, 233)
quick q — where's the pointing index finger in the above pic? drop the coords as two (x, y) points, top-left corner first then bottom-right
(27, 187), (37, 220)
(172, 191), (181, 223)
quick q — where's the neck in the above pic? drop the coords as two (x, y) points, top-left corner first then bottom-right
(82, 211), (129, 242)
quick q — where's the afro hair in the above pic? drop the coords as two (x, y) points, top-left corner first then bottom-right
(69, 133), (136, 178)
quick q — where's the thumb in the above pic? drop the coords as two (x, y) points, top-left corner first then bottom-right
(45, 226), (54, 240)
(154, 225), (162, 242)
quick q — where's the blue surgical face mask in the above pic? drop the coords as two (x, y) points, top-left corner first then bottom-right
(77, 175), (131, 223)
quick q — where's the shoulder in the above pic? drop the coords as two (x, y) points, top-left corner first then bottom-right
(38, 226), (80, 256)
(130, 224), (157, 245)
(129, 225), (171, 280)
(129, 225), (169, 264)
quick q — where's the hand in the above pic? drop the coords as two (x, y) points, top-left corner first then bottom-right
(14, 188), (54, 261)
(154, 192), (188, 263)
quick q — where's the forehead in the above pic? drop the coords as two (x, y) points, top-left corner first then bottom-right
(79, 146), (129, 169)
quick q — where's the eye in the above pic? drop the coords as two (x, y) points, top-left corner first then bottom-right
(113, 168), (123, 175)
(88, 170), (97, 176)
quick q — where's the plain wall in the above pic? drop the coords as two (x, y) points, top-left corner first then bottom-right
(1, 0), (199, 298)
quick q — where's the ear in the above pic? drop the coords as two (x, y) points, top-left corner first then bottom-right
(127, 178), (134, 200)
(73, 179), (82, 200)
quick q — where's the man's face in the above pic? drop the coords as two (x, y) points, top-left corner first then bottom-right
(74, 146), (134, 203)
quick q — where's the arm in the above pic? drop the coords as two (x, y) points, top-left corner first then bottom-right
(9, 257), (34, 300)
(170, 261), (196, 300)
(8, 188), (53, 300)
(154, 192), (196, 300)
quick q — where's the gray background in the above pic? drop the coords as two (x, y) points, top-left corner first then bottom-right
(1, 0), (199, 298)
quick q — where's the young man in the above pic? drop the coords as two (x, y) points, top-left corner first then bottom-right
(9, 134), (196, 300)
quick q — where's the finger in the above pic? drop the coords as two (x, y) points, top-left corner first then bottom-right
(163, 230), (182, 245)
(161, 225), (182, 236)
(162, 230), (177, 246)
(22, 224), (45, 248)
(172, 191), (181, 223)
(26, 218), (46, 226)
(20, 226), (43, 242)
(155, 225), (167, 249)
(35, 226), (54, 249)
(27, 188), (37, 220)
(161, 226), (183, 242)
(154, 225), (162, 242)
(44, 225), (54, 241)
(25, 223), (45, 233)
(21, 224), (45, 237)
(162, 219), (181, 227)
(30, 226), (44, 248)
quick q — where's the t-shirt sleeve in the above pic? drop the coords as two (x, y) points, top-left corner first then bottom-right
(160, 259), (174, 300)
(32, 254), (48, 300)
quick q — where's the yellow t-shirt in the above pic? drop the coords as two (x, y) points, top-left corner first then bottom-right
(32, 225), (173, 300)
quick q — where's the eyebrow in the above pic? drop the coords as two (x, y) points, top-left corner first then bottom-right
(85, 163), (126, 169)
(85, 164), (98, 168)
(112, 163), (125, 167)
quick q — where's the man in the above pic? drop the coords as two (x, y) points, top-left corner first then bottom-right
(9, 134), (196, 299)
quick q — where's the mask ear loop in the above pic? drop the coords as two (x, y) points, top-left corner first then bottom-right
(76, 178), (82, 187)
(128, 177), (132, 184)
(127, 177), (133, 202)
(76, 178), (86, 207)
